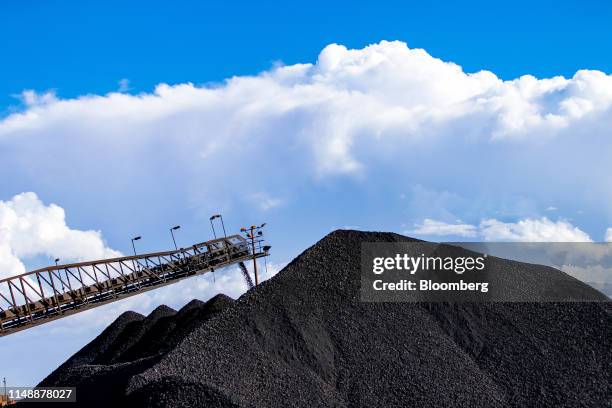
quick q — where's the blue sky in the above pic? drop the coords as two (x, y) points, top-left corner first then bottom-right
(2, 0), (611, 112)
(1, 1), (612, 387)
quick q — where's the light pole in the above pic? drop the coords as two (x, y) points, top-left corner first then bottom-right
(131, 236), (142, 257)
(209, 216), (217, 239)
(131, 236), (141, 273)
(170, 225), (181, 251)
(219, 215), (227, 238)
(241, 223), (266, 286)
(209, 214), (227, 239)
(55, 258), (64, 291)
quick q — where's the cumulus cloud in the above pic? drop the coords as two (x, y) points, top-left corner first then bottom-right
(0, 192), (121, 279)
(410, 218), (477, 237)
(1, 41), (611, 229)
(479, 218), (593, 242)
(559, 264), (611, 288)
(605, 228), (612, 243)
(409, 217), (593, 242)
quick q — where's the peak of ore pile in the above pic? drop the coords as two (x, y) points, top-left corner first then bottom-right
(36, 230), (610, 407)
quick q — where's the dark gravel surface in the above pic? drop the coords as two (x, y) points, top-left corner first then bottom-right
(36, 230), (611, 407)
(36, 294), (234, 406)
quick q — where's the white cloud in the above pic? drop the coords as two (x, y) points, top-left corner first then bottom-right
(18, 90), (58, 107)
(605, 227), (612, 243)
(0, 192), (121, 279)
(248, 192), (285, 211)
(559, 264), (611, 287)
(479, 218), (592, 242)
(409, 216), (593, 242)
(1, 41), (611, 197)
(0, 40), (611, 261)
(410, 218), (477, 237)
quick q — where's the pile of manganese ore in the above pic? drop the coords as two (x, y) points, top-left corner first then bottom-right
(36, 230), (611, 407)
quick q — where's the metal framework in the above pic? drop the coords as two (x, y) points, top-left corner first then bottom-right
(0, 234), (269, 338)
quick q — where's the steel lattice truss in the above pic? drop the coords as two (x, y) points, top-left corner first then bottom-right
(0, 234), (269, 337)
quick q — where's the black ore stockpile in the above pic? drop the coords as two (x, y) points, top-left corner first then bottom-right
(38, 231), (610, 408)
